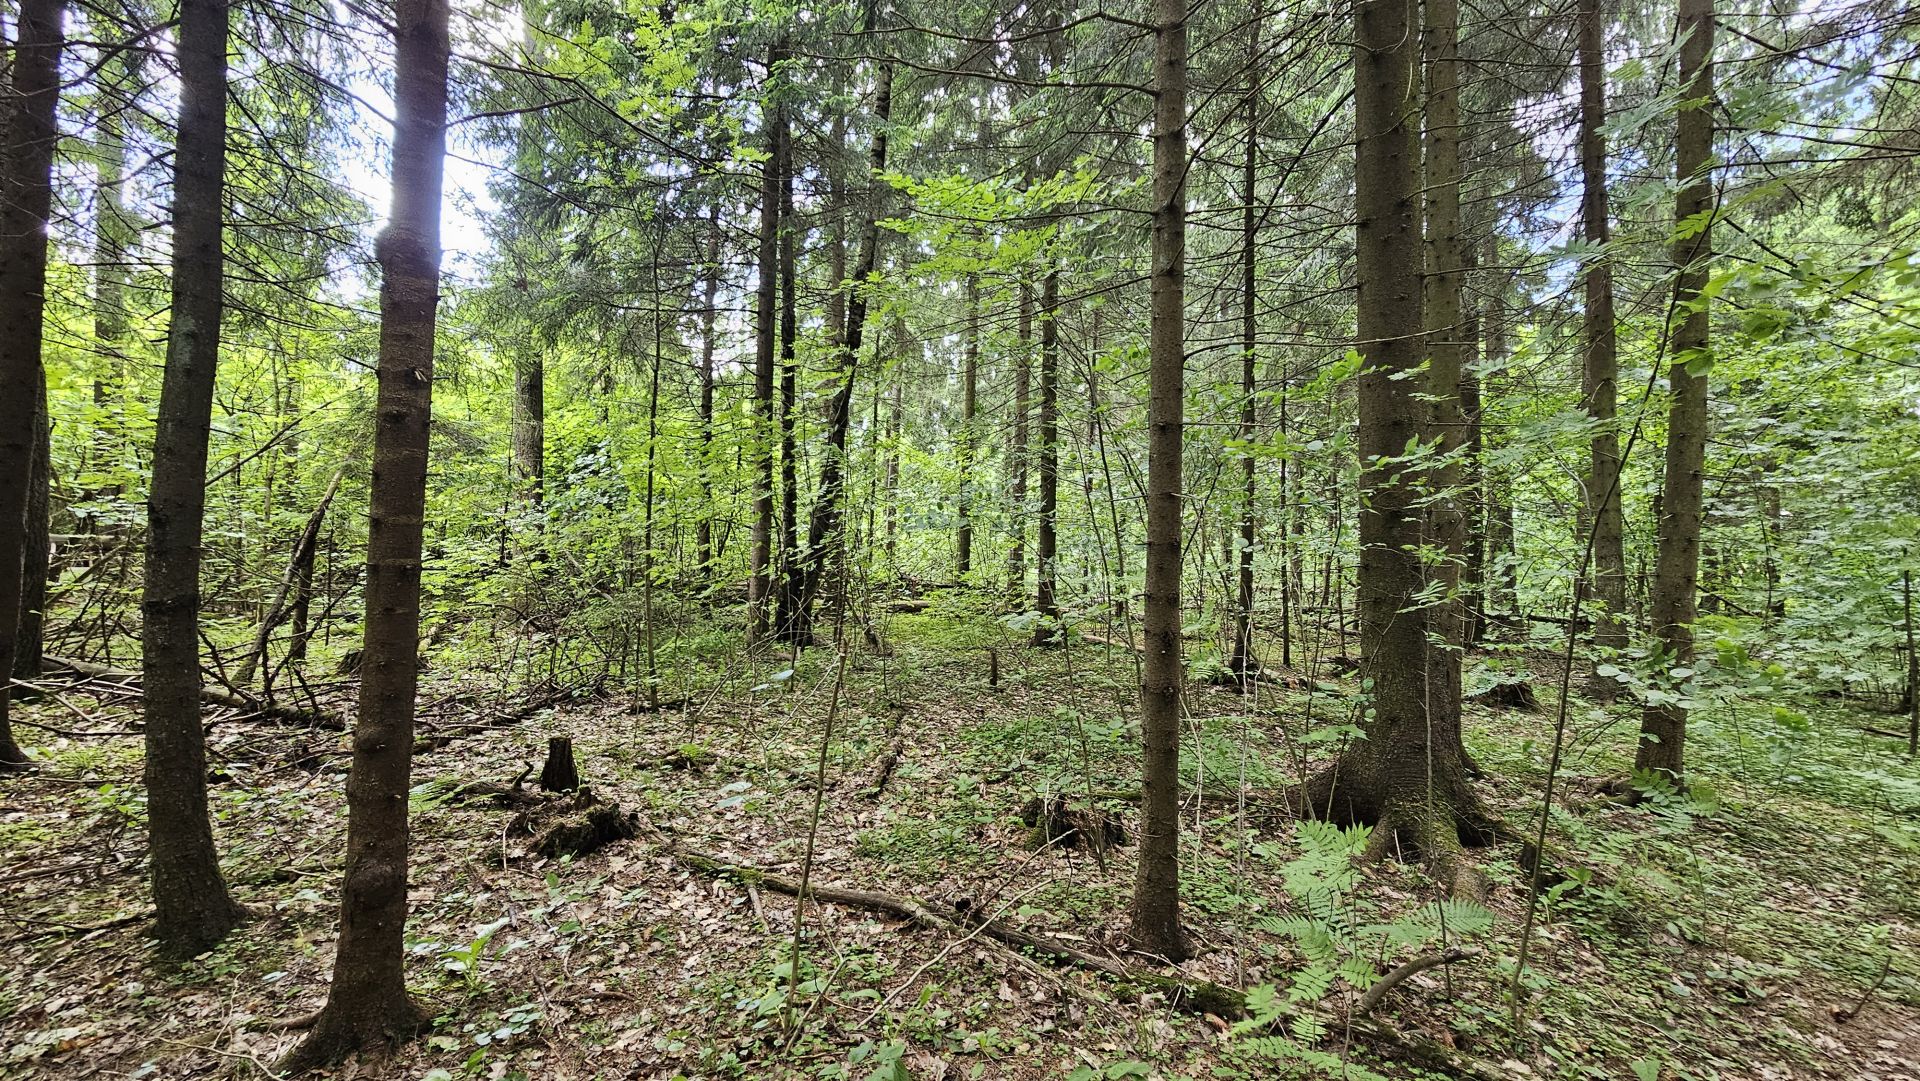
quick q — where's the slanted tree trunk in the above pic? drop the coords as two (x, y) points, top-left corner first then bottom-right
(1128, 0), (1191, 964)
(788, 53), (894, 646)
(142, 0), (245, 958)
(1579, 0), (1628, 693)
(0, 0), (64, 771)
(1032, 267), (1061, 645)
(1637, 0), (1714, 784)
(957, 275), (979, 578)
(235, 463), (348, 689)
(281, 0), (448, 1065)
(747, 42), (785, 642)
(1303, 0), (1490, 900)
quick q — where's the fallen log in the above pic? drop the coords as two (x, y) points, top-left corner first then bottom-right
(669, 847), (1526, 1080)
(39, 654), (343, 729)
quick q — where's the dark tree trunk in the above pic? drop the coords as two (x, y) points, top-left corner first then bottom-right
(1905, 570), (1917, 758)
(1032, 268), (1060, 645)
(773, 126), (801, 642)
(788, 55), (894, 646)
(142, 0), (245, 959)
(282, 0), (448, 1066)
(1579, 0), (1628, 690)
(1007, 282), (1032, 598)
(957, 275), (979, 577)
(1420, 0), (1472, 763)
(1128, 0), (1191, 963)
(747, 43), (785, 642)
(540, 736), (580, 793)
(15, 372), (50, 681)
(1228, 64), (1259, 681)
(1637, 0), (1714, 783)
(0, 0), (64, 770)
(697, 212), (720, 574)
(1310, 0), (1488, 899)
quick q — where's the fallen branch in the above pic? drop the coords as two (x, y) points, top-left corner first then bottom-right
(38, 655), (342, 729)
(1356, 947), (1478, 1014)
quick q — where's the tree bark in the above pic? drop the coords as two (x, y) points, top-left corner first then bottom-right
(1422, 0), (1470, 750)
(1032, 267), (1061, 645)
(142, 0), (246, 958)
(1579, 0), (1628, 691)
(697, 211), (720, 574)
(957, 275), (979, 578)
(1312, 0), (1489, 899)
(282, 0), (447, 1065)
(0, 0), (64, 771)
(1007, 282), (1032, 598)
(15, 372), (50, 681)
(1636, 0), (1715, 784)
(1228, 58), (1260, 682)
(1128, 0), (1191, 963)
(511, 355), (543, 507)
(747, 42), (785, 643)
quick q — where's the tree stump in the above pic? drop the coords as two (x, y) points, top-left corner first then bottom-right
(540, 736), (581, 792)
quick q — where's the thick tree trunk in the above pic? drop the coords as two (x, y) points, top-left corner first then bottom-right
(282, 0), (447, 1066)
(957, 275), (979, 578)
(789, 57), (894, 645)
(773, 130), (802, 642)
(1579, 0), (1628, 692)
(1421, 0), (1472, 763)
(747, 44), (784, 643)
(1032, 268), (1061, 645)
(142, 0), (245, 959)
(1314, 0), (1488, 898)
(0, 0), (64, 770)
(1637, 0), (1715, 783)
(1128, 0), (1191, 963)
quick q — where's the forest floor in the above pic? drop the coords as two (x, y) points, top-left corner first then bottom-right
(2, 597), (1918, 1081)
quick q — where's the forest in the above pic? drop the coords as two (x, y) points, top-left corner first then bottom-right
(1, 0), (1918, 1076)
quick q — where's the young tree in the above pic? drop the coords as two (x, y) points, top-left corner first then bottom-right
(1128, 0), (1191, 963)
(142, 0), (248, 958)
(282, 0), (449, 1065)
(1579, 0), (1628, 692)
(1031, 267), (1060, 645)
(1636, 0), (1715, 784)
(956, 275), (979, 577)
(0, 0), (66, 771)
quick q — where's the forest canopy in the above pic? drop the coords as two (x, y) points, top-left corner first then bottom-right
(1, 0), (1919, 1077)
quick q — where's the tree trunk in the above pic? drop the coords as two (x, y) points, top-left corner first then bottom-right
(1311, 0), (1488, 899)
(1007, 282), (1032, 599)
(511, 354), (544, 507)
(747, 42), (785, 642)
(282, 0), (447, 1065)
(540, 736), (580, 793)
(1032, 267), (1061, 645)
(1482, 239), (1518, 623)
(15, 372), (50, 681)
(1421, 0), (1472, 762)
(789, 54), (894, 645)
(773, 121), (801, 642)
(1128, 0), (1191, 964)
(697, 212), (720, 574)
(957, 275), (979, 578)
(1636, 0), (1714, 784)
(1579, 0), (1628, 692)
(141, 0), (245, 959)
(235, 463), (348, 690)
(1228, 63), (1260, 682)
(1906, 571), (1917, 758)
(0, 0), (64, 771)
(83, 40), (135, 530)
